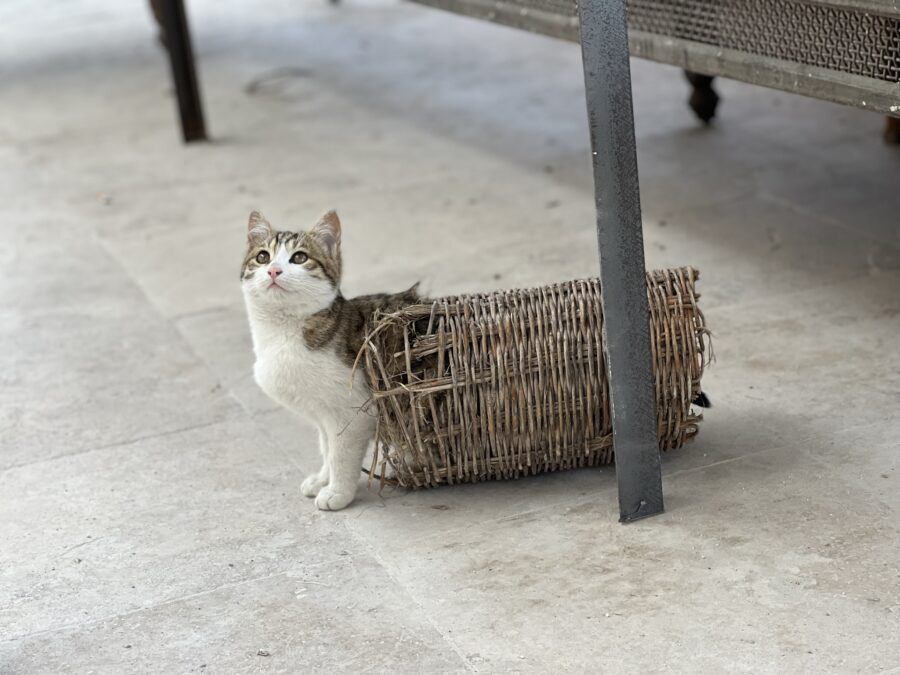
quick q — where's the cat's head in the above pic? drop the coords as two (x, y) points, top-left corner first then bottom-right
(240, 210), (342, 312)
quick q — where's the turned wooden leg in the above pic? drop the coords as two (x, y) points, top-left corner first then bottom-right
(149, 0), (167, 48)
(884, 116), (900, 145)
(684, 70), (719, 124)
(151, 0), (207, 142)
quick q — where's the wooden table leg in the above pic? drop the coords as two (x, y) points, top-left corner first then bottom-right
(152, 0), (207, 142)
(685, 71), (720, 124)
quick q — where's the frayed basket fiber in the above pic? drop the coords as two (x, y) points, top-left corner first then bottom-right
(361, 267), (711, 488)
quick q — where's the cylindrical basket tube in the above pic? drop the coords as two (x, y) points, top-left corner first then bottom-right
(362, 267), (711, 488)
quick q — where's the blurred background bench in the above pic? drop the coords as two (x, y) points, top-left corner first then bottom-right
(150, 0), (900, 143)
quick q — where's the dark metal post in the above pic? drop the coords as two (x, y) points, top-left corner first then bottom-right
(577, 0), (663, 522)
(156, 0), (207, 142)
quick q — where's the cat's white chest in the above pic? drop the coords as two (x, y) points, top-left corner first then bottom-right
(252, 334), (367, 423)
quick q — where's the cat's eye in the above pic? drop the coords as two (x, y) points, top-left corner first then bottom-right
(290, 251), (309, 265)
(255, 251), (270, 264)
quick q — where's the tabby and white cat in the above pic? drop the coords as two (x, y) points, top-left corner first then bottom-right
(241, 210), (419, 510)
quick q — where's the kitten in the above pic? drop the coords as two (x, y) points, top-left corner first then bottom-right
(241, 210), (419, 510)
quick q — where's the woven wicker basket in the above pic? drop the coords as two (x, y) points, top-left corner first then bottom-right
(361, 267), (711, 488)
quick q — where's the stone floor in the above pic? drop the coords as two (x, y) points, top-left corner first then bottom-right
(2, 1), (899, 673)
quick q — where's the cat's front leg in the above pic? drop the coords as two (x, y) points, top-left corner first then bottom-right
(300, 429), (330, 498)
(314, 417), (372, 511)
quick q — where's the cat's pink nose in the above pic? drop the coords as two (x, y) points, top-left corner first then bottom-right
(268, 266), (283, 280)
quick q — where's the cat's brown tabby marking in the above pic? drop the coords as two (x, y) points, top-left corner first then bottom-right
(303, 286), (421, 368)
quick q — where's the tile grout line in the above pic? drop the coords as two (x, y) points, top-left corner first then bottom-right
(0, 208), (253, 478)
(697, 268), (900, 318)
(166, 314), (316, 478)
(83, 153), (328, 489)
(338, 519), (479, 673)
(163, 300), (323, 480)
(0, 571), (290, 646)
(0, 417), (231, 476)
(169, 302), (238, 324)
(759, 189), (900, 255)
(1, 548), (371, 646)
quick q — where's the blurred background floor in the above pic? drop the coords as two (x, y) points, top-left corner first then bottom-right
(1, 1), (899, 672)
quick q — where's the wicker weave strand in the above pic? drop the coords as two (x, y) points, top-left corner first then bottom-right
(362, 267), (711, 488)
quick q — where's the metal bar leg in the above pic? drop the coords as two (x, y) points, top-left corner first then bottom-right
(155, 0), (207, 142)
(577, 0), (663, 522)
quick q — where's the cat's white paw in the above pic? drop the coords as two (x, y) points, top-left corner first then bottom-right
(314, 486), (355, 511)
(300, 474), (328, 498)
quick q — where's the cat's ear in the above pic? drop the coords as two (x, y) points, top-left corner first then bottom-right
(247, 211), (273, 246)
(310, 210), (341, 256)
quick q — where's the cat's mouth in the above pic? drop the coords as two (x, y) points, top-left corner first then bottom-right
(267, 281), (286, 291)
